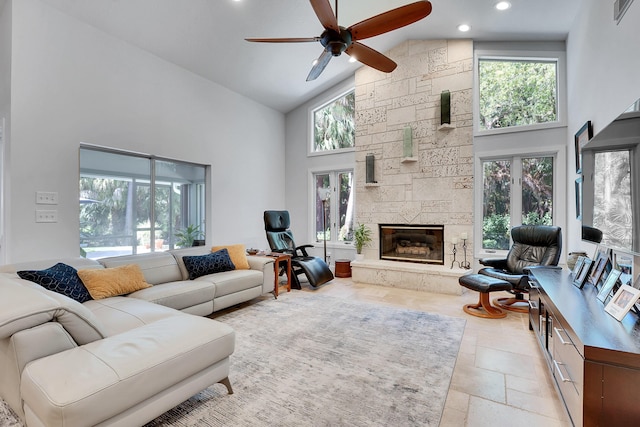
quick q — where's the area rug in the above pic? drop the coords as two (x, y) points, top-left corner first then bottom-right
(1, 293), (465, 427)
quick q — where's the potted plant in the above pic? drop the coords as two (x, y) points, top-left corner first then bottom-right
(354, 223), (372, 260)
(175, 224), (202, 248)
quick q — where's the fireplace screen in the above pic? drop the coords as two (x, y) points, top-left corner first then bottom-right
(379, 224), (444, 265)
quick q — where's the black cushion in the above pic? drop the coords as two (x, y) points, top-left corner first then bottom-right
(18, 263), (93, 303)
(182, 249), (235, 280)
(459, 274), (512, 293)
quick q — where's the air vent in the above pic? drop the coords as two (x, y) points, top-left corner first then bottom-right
(614, 0), (634, 24)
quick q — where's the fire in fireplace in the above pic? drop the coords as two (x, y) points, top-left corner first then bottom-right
(379, 224), (444, 265)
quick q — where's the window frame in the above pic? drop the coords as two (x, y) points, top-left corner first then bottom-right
(474, 146), (566, 259)
(308, 165), (355, 248)
(308, 88), (356, 157)
(473, 49), (567, 137)
(79, 145), (208, 259)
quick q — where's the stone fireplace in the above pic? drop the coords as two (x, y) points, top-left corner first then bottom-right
(379, 224), (444, 265)
(350, 39), (474, 295)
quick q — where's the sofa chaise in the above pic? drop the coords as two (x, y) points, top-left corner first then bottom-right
(0, 246), (275, 426)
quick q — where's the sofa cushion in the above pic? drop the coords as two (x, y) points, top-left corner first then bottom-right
(78, 264), (152, 300)
(127, 280), (216, 312)
(197, 269), (263, 297)
(211, 244), (250, 270)
(183, 249), (235, 280)
(0, 277), (106, 344)
(98, 252), (182, 285)
(20, 315), (235, 427)
(17, 263), (92, 303)
(83, 297), (184, 336)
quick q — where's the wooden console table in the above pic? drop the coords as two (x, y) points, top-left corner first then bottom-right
(529, 267), (640, 426)
(262, 253), (291, 298)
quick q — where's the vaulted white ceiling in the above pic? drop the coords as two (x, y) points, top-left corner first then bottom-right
(39, 0), (581, 112)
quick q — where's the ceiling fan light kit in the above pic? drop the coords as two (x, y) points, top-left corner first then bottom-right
(245, 0), (433, 81)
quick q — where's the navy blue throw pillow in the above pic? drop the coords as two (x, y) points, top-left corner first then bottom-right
(18, 263), (93, 303)
(183, 249), (236, 280)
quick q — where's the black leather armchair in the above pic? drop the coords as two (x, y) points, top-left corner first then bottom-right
(479, 225), (562, 312)
(263, 210), (334, 289)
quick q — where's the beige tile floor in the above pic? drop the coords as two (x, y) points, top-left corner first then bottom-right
(291, 277), (573, 427)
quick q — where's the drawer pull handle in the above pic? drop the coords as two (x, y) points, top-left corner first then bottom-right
(554, 327), (571, 345)
(528, 300), (538, 309)
(528, 281), (539, 289)
(553, 360), (573, 383)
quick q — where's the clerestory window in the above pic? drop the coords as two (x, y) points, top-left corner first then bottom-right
(311, 90), (355, 154)
(477, 56), (561, 133)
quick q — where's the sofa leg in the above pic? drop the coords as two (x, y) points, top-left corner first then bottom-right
(218, 377), (234, 394)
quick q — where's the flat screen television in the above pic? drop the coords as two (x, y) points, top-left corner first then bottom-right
(581, 98), (640, 255)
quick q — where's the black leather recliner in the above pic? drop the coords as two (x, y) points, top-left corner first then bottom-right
(263, 210), (334, 289)
(479, 225), (562, 312)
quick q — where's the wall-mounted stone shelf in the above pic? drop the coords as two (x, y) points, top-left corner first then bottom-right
(438, 123), (455, 131)
(401, 157), (418, 163)
(364, 182), (380, 187)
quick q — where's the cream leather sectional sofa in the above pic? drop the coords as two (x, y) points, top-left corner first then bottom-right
(0, 247), (275, 427)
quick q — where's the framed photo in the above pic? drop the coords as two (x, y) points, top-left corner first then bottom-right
(573, 257), (592, 289)
(575, 177), (583, 220)
(572, 256), (586, 277)
(597, 269), (621, 303)
(574, 120), (593, 174)
(605, 284), (640, 321)
(613, 250), (634, 287)
(589, 252), (610, 287)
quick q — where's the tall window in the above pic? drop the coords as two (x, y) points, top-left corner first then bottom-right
(311, 90), (355, 153)
(314, 170), (354, 244)
(79, 147), (207, 259)
(478, 57), (559, 132)
(482, 155), (554, 251)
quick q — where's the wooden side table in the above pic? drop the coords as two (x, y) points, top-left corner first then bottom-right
(262, 253), (292, 298)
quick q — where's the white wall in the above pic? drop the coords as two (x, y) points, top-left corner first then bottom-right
(4, 0), (285, 263)
(0, 0), (11, 264)
(284, 76), (355, 261)
(566, 0), (640, 254)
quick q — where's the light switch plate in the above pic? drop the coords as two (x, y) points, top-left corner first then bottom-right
(36, 210), (58, 223)
(36, 191), (58, 205)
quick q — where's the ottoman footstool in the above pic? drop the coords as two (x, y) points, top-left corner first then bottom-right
(459, 274), (513, 319)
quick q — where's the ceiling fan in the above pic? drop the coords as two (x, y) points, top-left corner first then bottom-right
(245, 0), (433, 81)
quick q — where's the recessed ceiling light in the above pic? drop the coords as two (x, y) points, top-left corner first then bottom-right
(457, 24), (471, 32)
(312, 59), (319, 66)
(495, 1), (511, 11)
(349, 56), (357, 63)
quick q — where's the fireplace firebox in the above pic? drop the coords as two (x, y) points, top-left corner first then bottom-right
(379, 224), (444, 265)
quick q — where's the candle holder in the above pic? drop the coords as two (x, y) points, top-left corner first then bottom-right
(460, 238), (471, 270)
(450, 243), (459, 269)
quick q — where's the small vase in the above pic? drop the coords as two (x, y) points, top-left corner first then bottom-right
(567, 251), (588, 271)
(355, 253), (365, 261)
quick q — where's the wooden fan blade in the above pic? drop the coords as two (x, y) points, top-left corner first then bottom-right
(310, 0), (339, 32)
(348, 1), (432, 41)
(345, 42), (397, 73)
(245, 37), (320, 43)
(307, 49), (333, 81)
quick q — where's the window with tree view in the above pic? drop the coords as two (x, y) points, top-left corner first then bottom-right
(312, 90), (355, 153)
(314, 170), (354, 244)
(478, 58), (558, 131)
(482, 156), (553, 250)
(80, 147), (207, 259)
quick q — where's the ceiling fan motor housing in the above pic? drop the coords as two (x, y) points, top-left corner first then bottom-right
(320, 27), (352, 56)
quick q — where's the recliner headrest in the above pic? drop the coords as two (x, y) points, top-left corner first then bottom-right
(264, 210), (291, 231)
(511, 225), (561, 248)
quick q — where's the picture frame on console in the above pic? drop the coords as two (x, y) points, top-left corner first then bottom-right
(589, 252), (611, 288)
(574, 120), (593, 174)
(572, 256), (585, 277)
(573, 257), (592, 289)
(597, 269), (622, 303)
(605, 284), (640, 321)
